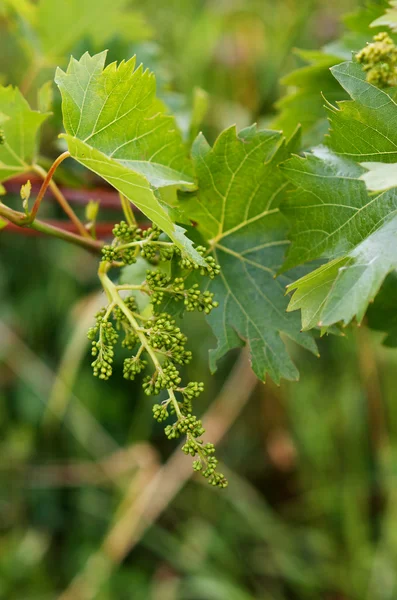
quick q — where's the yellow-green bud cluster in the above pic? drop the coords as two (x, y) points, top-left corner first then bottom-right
(142, 361), (182, 395)
(140, 226), (161, 260)
(123, 356), (147, 380)
(184, 284), (218, 314)
(179, 246), (221, 279)
(181, 381), (204, 400)
(356, 32), (397, 88)
(113, 297), (139, 348)
(203, 458), (228, 487)
(101, 244), (117, 262)
(0, 129), (5, 145)
(146, 314), (189, 361)
(152, 403), (169, 422)
(181, 434), (227, 487)
(114, 295), (137, 317)
(145, 270), (218, 315)
(146, 270), (171, 304)
(112, 221), (139, 242)
(90, 220), (227, 488)
(88, 310), (119, 380)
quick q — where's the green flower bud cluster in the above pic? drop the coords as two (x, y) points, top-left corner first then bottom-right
(182, 437), (227, 487)
(177, 414), (205, 436)
(142, 360), (182, 395)
(179, 246), (221, 279)
(113, 297), (140, 348)
(152, 403), (169, 422)
(181, 381), (204, 400)
(142, 313), (192, 365)
(165, 382), (205, 416)
(101, 244), (117, 263)
(158, 245), (175, 262)
(184, 284), (218, 314)
(145, 270), (218, 315)
(356, 32), (397, 88)
(114, 295), (137, 317)
(88, 309), (119, 380)
(202, 458), (228, 487)
(108, 221), (177, 265)
(142, 224), (161, 241)
(140, 225), (162, 260)
(145, 271), (171, 304)
(112, 221), (140, 242)
(184, 440), (215, 459)
(102, 243), (137, 265)
(123, 355), (148, 380)
(91, 220), (227, 488)
(0, 129), (5, 145)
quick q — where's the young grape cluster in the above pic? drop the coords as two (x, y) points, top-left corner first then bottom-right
(89, 221), (228, 488)
(356, 32), (397, 87)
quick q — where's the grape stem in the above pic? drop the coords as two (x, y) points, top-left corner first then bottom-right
(119, 193), (136, 227)
(32, 159), (90, 238)
(27, 152), (68, 220)
(0, 201), (103, 252)
(98, 260), (183, 420)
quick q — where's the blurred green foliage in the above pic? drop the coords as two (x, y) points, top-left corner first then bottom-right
(3, 0), (397, 598)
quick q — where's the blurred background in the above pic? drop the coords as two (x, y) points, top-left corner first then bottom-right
(2, 0), (397, 598)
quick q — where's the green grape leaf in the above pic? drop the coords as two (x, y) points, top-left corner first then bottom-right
(55, 51), (204, 265)
(273, 0), (390, 146)
(360, 161), (397, 191)
(7, 0), (152, 62)
(37, 80), (53, 113)
(371, 1), (397, 32)
(273, 51), (348, 146)
(180, 125), (317, 384)
(366, 271), (397, 346)
(281, 61), (397, 329)
(0, 85), (49, 181)
(188, 87), (209, 147)
(327, 61), (397, 161)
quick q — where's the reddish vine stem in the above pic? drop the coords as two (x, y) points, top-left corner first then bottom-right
(0, 202), (103, 253)
(26, 152), (91, 240)
(3, 220), (116, 238)
(33, 162), (91, 238)
(29, 152), (70, 220)
(5, 177), (139, 211)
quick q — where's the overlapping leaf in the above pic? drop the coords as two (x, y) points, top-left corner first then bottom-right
(0, 85), (48, 181)
(180, 125), (317, 383)
(366, 271), (397, 345)
(273, 0), (390, 146)
(281, 61), (397, 329)
(55, 51), (204, 264)
(371, 0), (397, 32)
(4, 0), (151, 61)
(273, 50), (349, 146)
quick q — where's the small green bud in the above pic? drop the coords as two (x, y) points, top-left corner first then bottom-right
(356, 32), (397, 88)
(85, 199), (99, 222)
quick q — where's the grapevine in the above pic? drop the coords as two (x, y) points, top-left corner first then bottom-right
(88, 220), (227, 487)
(356, 32), (397, 87)
(4, 1), (397, 597)
(1, 0), (397, 490)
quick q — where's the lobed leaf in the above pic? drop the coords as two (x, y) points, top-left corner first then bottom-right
(371, 1), (397, 32)
(273, 0), (391, 146)
(56, 51), (204, 265)
(180, 125), (317, 383)
(282, 61), (397, 329)
(0, 85), (49, 181)
(5, 0), (152, 61)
